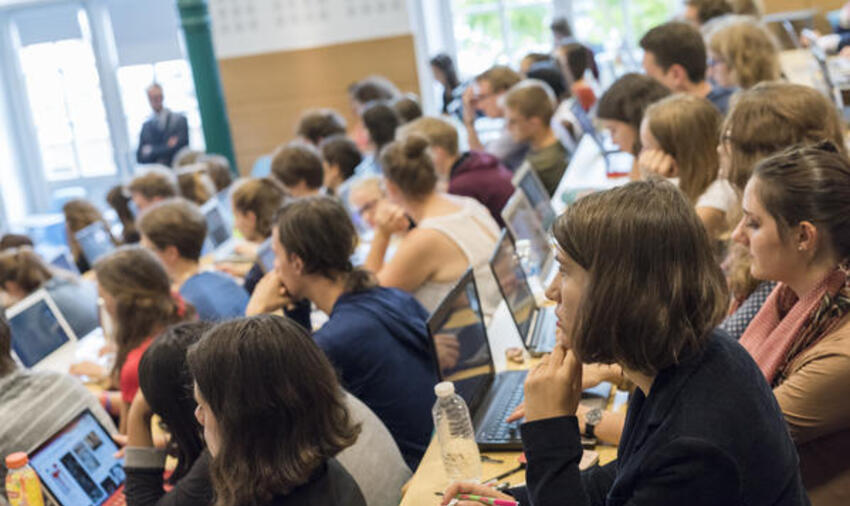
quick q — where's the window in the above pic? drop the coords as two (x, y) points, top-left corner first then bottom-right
(573, 0), (676, 50)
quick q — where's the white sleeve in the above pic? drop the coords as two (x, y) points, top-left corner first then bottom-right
(696, 179), (738, 213)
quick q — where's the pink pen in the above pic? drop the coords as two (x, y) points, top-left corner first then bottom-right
(456, 493), (519, 506)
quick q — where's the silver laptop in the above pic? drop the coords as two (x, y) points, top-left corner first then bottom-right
(200, 198), (243, 262)
(75, 222), (115, 267)
(500, 190), (553, 278)
(513, 165), (557, 232)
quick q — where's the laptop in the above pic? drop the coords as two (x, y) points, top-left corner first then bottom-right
(75, 222), (115, 267)
(570, 101), (633, 175)
(489, 229), (558, 357)
(427, 269), (527, 450)
(200, 199), (242, 262)
(256, 237), (276, 273)
(29, 409), (125, 506)
(6, 289), (105, 373)
(500, 191), (553, 278)
(214, 187), (235, 229)
(513, 165), (557, 231)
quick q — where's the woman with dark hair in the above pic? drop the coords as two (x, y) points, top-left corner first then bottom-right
(733, 142), (850, 505)
(445, 180), (807, 506)
(106, 185), (140, 244)
(359, 100), (400, 175)
(430, 53), (460, 115)
(187, 315), (366, 506)
(596, 73), (670, 159)
(246, 196), (436, 470)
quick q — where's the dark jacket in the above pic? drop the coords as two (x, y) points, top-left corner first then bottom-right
(314, 287), (438, 470)
(268, 459), (365, 506)
(136, 110), (189, 166)
(518, 329), (809, 506)
(449, 151), (514, 228)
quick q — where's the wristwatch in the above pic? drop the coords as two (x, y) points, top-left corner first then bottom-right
(583, 408), (603, 439)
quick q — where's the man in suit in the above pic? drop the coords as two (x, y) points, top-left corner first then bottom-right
(136, 83), (189, 166)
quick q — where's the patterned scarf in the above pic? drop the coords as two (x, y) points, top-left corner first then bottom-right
(739, 262), (850, 387)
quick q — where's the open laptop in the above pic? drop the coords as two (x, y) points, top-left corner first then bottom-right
(29, 409), (125, 506)
(200, 199), (243, 262)
(513, 165), (557, 231)
(6, 289), (105, 373)
(256, 237), (276, 273)
(489, 229), (558, 357)
(500, 191), (553, 278)
(570, 101), (633, 175)
(75, 222), (115, 268)
(427, 269), (527, 450)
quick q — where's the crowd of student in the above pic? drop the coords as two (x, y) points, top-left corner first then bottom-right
(2, 1), (850, 505)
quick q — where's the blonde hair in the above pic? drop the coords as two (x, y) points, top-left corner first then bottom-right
(476, 65), (522, 93)
(176, 163), (216, 205)
(645, 94), (722, 203)
(504, 79), (556, 124)
(708, 18), (780, 89)
(399, 116), (460, 156)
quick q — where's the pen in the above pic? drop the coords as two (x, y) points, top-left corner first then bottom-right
(456, 493), (519, 506)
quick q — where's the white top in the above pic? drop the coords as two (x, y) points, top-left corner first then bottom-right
(696, 178), (739, 213)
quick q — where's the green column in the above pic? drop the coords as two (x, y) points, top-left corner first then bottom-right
(177, 0), (238, 175)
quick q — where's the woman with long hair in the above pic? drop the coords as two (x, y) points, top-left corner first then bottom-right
(62, 199), (117, 273)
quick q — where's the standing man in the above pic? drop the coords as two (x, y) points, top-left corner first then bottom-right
(136, 83), (189, 166)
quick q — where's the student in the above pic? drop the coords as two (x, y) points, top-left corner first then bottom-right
(639, 94), (736, 239)
(176, 164), (216, 206)
(0, 248), (99, 338)
(246, 197), (437, 469)
(640, 21), (736, 113)
(0, 309), (116, 500)
(400, 116), (514, 227)
(359, 101), (400, 175)
(430, 53), (461, 115)
(365, 136), (501, 315)
(461, 65), (528, 171)
(199, 154), (233, 193)
(504, 79), (569, 195)
(707, 18), (780, 90)
(128, 166), (180, 212)
(62, 199), (118, 273)
(106, 185), (141, 244)
(319, 134), (363, 201)
(556, 42), (599, 111)
(94, 246), (191, 431)
(138, 198), (249, 321)
(348, 76), (400, 152)
(0, 234), (33, 251)
(270, 142), (324, 198)
(683, 0), (733, 28)
(733, 143), (850, 505)
(347, 176), (386, 230)
(296, 108), (347, 147)
(392, 93), (423, 124)
(444, 180), (808, 506)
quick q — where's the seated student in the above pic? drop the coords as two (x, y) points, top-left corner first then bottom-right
(348, 76), (400, 152)
(461, 65), (528, 171)
(106, 185), (141, 244)
(137, 199), (249, 321)
(128, 166), (180, 212)
(734, 143), (850, 506)
(356, 101), (401, 176)
(94, 246), (191, 432)
(707, 17), (780, 90)
(683, 0), (733, 29)
(0, 310), (116, 500)
(270, 142), (324, 198)
(504, 79), (569, 196)
(347, 176), (387, 231)
(176, 164), (216, 206)
(399, 116), (514, 227)
(392, 93), (423, 124)
(557, 42), (599, 111)
(365, 136), (501, 315)
(639, 94), (736, 239)
(430, 53), (461, 115)
(0, 233), (33, 251)
(640, 21), (736, 114)
(444, 180), (808, 506)
(187, 315), (367, 506)
(199, 154), (233, 193)
(319, 135), (363, 202)
(296, 108), (347, 147)
(596, 73), (671, 177)
(246, 197), (437, 470)
(525, 60), (578, 153)
(0, 248), (98, 338)
(62, 199), (118, 273)
(126, 321), (411, 506)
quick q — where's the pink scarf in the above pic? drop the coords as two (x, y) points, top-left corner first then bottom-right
(740, 267), (850, 386)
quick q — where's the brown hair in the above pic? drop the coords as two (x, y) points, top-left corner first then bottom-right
(686, 0), (733, 24)
(0, 307), (13, 377)
(645, 94), (722, 203)
(753, 141), (850, 260)
(128, 167), (179, 200)
(476, 65), (522, 93)
(640, 21), (708, 84)
(349, 76), (400, 106)
(362, 101), (400, 154)
(708, 18), (780, 89)
(94, 246), (188, 380)
(597, 73), (671, 155)
(173, 149), (204, 168)
(0, 248), (55, 294)
(392, 93), (423, 124)
(380, 135), (437, 200)
(138, 198), (207, 261)
(200, 154), (233, 192)
(270, 143), (324, 190)
(62, 199), (117, 263)
(275, 196), (376, 293)
(231, 178), (288, 239)
(187, 315), (360, 506)
(554, 179), (728, 375)
(295, 109), (347, 145)
(722, 82), (845, 191)
(319, 135), (362, 181)
(106, 185), (140, 244)
(399, 116), (460, 157)
(504, 79), (556, 124)
(0, 234), (33, 251)
(176, 164), (216, 206)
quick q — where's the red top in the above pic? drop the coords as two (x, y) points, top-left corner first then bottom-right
(571, 83), (596, 112)
(120, 337), (154, 404)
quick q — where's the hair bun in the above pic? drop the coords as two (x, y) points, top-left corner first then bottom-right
(403, 135), (429, 159)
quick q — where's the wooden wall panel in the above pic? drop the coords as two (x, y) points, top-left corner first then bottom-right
(761, 0), (845, 14)
(218, 34), (420, 175)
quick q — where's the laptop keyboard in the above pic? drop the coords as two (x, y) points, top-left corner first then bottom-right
(479, 374), (525, 442)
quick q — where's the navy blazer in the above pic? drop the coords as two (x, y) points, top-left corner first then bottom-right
(518, 329), (809, 506)
(136, 110), (189, 166)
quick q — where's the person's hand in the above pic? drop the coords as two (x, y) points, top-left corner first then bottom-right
(113, 433), (128, 459)
(638, 149), (677, 178)
(245, 270), (295, 316)
(373, 200), (409, 237)
(69, 361), (106, 380)
(461, 86), (478, 127)
(433, 333), (460, 371)
(167, 135), (179, 148)
(441, 481), (514, 506)
(523, 345), (583, 423)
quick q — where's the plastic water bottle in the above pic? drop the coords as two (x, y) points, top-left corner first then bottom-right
(432, 381), (482, 483)
(5, 453), (44, 506)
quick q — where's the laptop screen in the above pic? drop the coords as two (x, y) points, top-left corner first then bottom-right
(49, 251), (79, 275)
(427, 270), (493, 412)
(517, 169), (556, 231)
(502, 192), (551, 275)
(8, 296), (71, 368)
(490, 231), (536, 344)
(29, 409), (124, 506)
(75, 222), (114, 266)
(203, 202), (231, 249)
(257, 238), (275, 273)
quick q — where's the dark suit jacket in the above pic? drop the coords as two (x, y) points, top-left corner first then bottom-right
(518, 329), (810, 506)
(136, 110), (189, 166)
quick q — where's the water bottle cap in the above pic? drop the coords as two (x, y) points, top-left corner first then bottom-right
(434, 381), (455, 397)
(5, 452), (28, 469)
